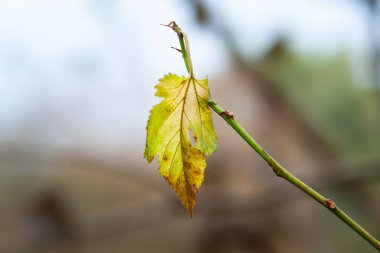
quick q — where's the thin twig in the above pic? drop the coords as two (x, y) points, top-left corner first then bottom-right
(162, 21), (194, 77)
(208, 100), (380, 251)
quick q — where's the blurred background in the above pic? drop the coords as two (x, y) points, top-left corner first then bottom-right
(0, 0), (379, 252)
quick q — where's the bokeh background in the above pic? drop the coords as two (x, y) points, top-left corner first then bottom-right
(0, 0), (379, 252)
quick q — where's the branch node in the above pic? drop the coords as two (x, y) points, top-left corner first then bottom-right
(221, 110), (234, 119)
(272, 167), (282, 177)
(161, 21), (183, 36)
(266, 157), (282, 177)
(324, 199), (336, 210)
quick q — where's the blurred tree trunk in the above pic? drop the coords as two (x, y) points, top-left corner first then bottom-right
(364, 0), (380, 89)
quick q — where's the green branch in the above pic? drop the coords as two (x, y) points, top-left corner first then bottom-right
(164, 21), (380, 251)
(208, 100), (380, 251)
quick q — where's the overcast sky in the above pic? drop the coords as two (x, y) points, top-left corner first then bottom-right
(0, 0), (373, 158)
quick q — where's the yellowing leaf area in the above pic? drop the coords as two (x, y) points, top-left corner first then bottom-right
(144, 73), (217, 217)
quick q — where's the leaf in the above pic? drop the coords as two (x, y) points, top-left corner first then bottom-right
(144, 73), (217, 217)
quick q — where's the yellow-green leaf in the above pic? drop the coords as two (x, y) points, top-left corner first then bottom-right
(144, 73), (217, 217)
